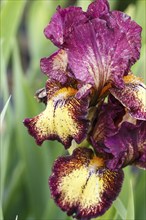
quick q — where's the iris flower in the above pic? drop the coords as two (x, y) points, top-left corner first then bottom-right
(23, 0), (146, 219)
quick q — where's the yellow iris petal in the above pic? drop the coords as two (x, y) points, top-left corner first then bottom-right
(50, 147), (124, 219)
(24, 85), (89, 147)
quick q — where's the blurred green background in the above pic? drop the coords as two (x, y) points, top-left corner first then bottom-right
(0, 0), (146, 220)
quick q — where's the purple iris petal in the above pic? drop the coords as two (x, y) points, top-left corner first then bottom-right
(91, 95), (125, 151)
(44, 6), (87, 47)
(66, 14), (141, 91)
(136, 154), (146, 169)
(40, 49), (68, 84)
(23, 1), (145, 219)
(111, 11), (142, 65)
(110, 75), (146, 120)
(75, 84), (92, 99)
(87, 0), (110, 19)
(134, 121), (146, 169)
(105, 121), (146, 170)
(91, 95), (145, 171)
(43, 0), (141, 92)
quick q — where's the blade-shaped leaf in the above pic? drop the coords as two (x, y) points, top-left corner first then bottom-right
(126, 181), (135, 220)
(113, 198), (127, 220)
(0, 96), (11, 123)
(0, 0), (26, 63)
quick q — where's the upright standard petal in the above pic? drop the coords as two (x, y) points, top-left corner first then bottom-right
(67, 16), (141, 92)
(49, 147), (124, 219)
(40, 49), (68, 84)
(110, 75), (146, 120)
(111, 11), (142, 65)
(44, 6), (87, 47)
(87, 0), (109, 19)
(105, 121), (146, 170)
(23, 80), (89, 148)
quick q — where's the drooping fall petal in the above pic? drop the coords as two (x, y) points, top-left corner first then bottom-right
(110, 75), (146, 120)
(49, 147), (124, 219)
(23, 80), (89, 148)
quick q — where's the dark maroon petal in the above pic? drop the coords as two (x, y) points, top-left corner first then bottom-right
(110, 75), (146, 120)
(91, 95), (125, 146)
(105, 121), (146, 170)
(40, 49), (68, 83)
(135, 154), (146, 169)
(87, 0), (109, 19)
(23, 80), (89, 148)
(44, 6), (87, 47)
(134, 121), (146, 169)
(49, 147), (124, 219)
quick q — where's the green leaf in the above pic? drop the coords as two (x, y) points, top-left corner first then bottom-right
(0, 207), (3, 220)
(26, 0), (68, 82)
(26, 0), (57, 60)
(134, 171), (146, 219)
(0, 0), (26, 63)
(126, 181), (135, 220)
(113, 212), (118, 220)
(3, 163), (25, 212)
(113, 198), (127, 220)
(124, 4), (136, 19)
(135, 0), (146, 44)
(131, 44), (146, 82)
(0, 40), (9, 103)
(76, 0), (92, 10)
(0, 96), (11, 220)
(0, 96), (11, 123)
(11, 39), (66, 219)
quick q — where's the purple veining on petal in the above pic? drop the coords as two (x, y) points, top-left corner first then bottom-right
(43, 0), (142, 93)
(111, 11), (142, 67)
(44, 6), (87, 47)
(105, 121), (146, 170)
(66, 14), (141, 92)
(40, 49), (68, 84)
